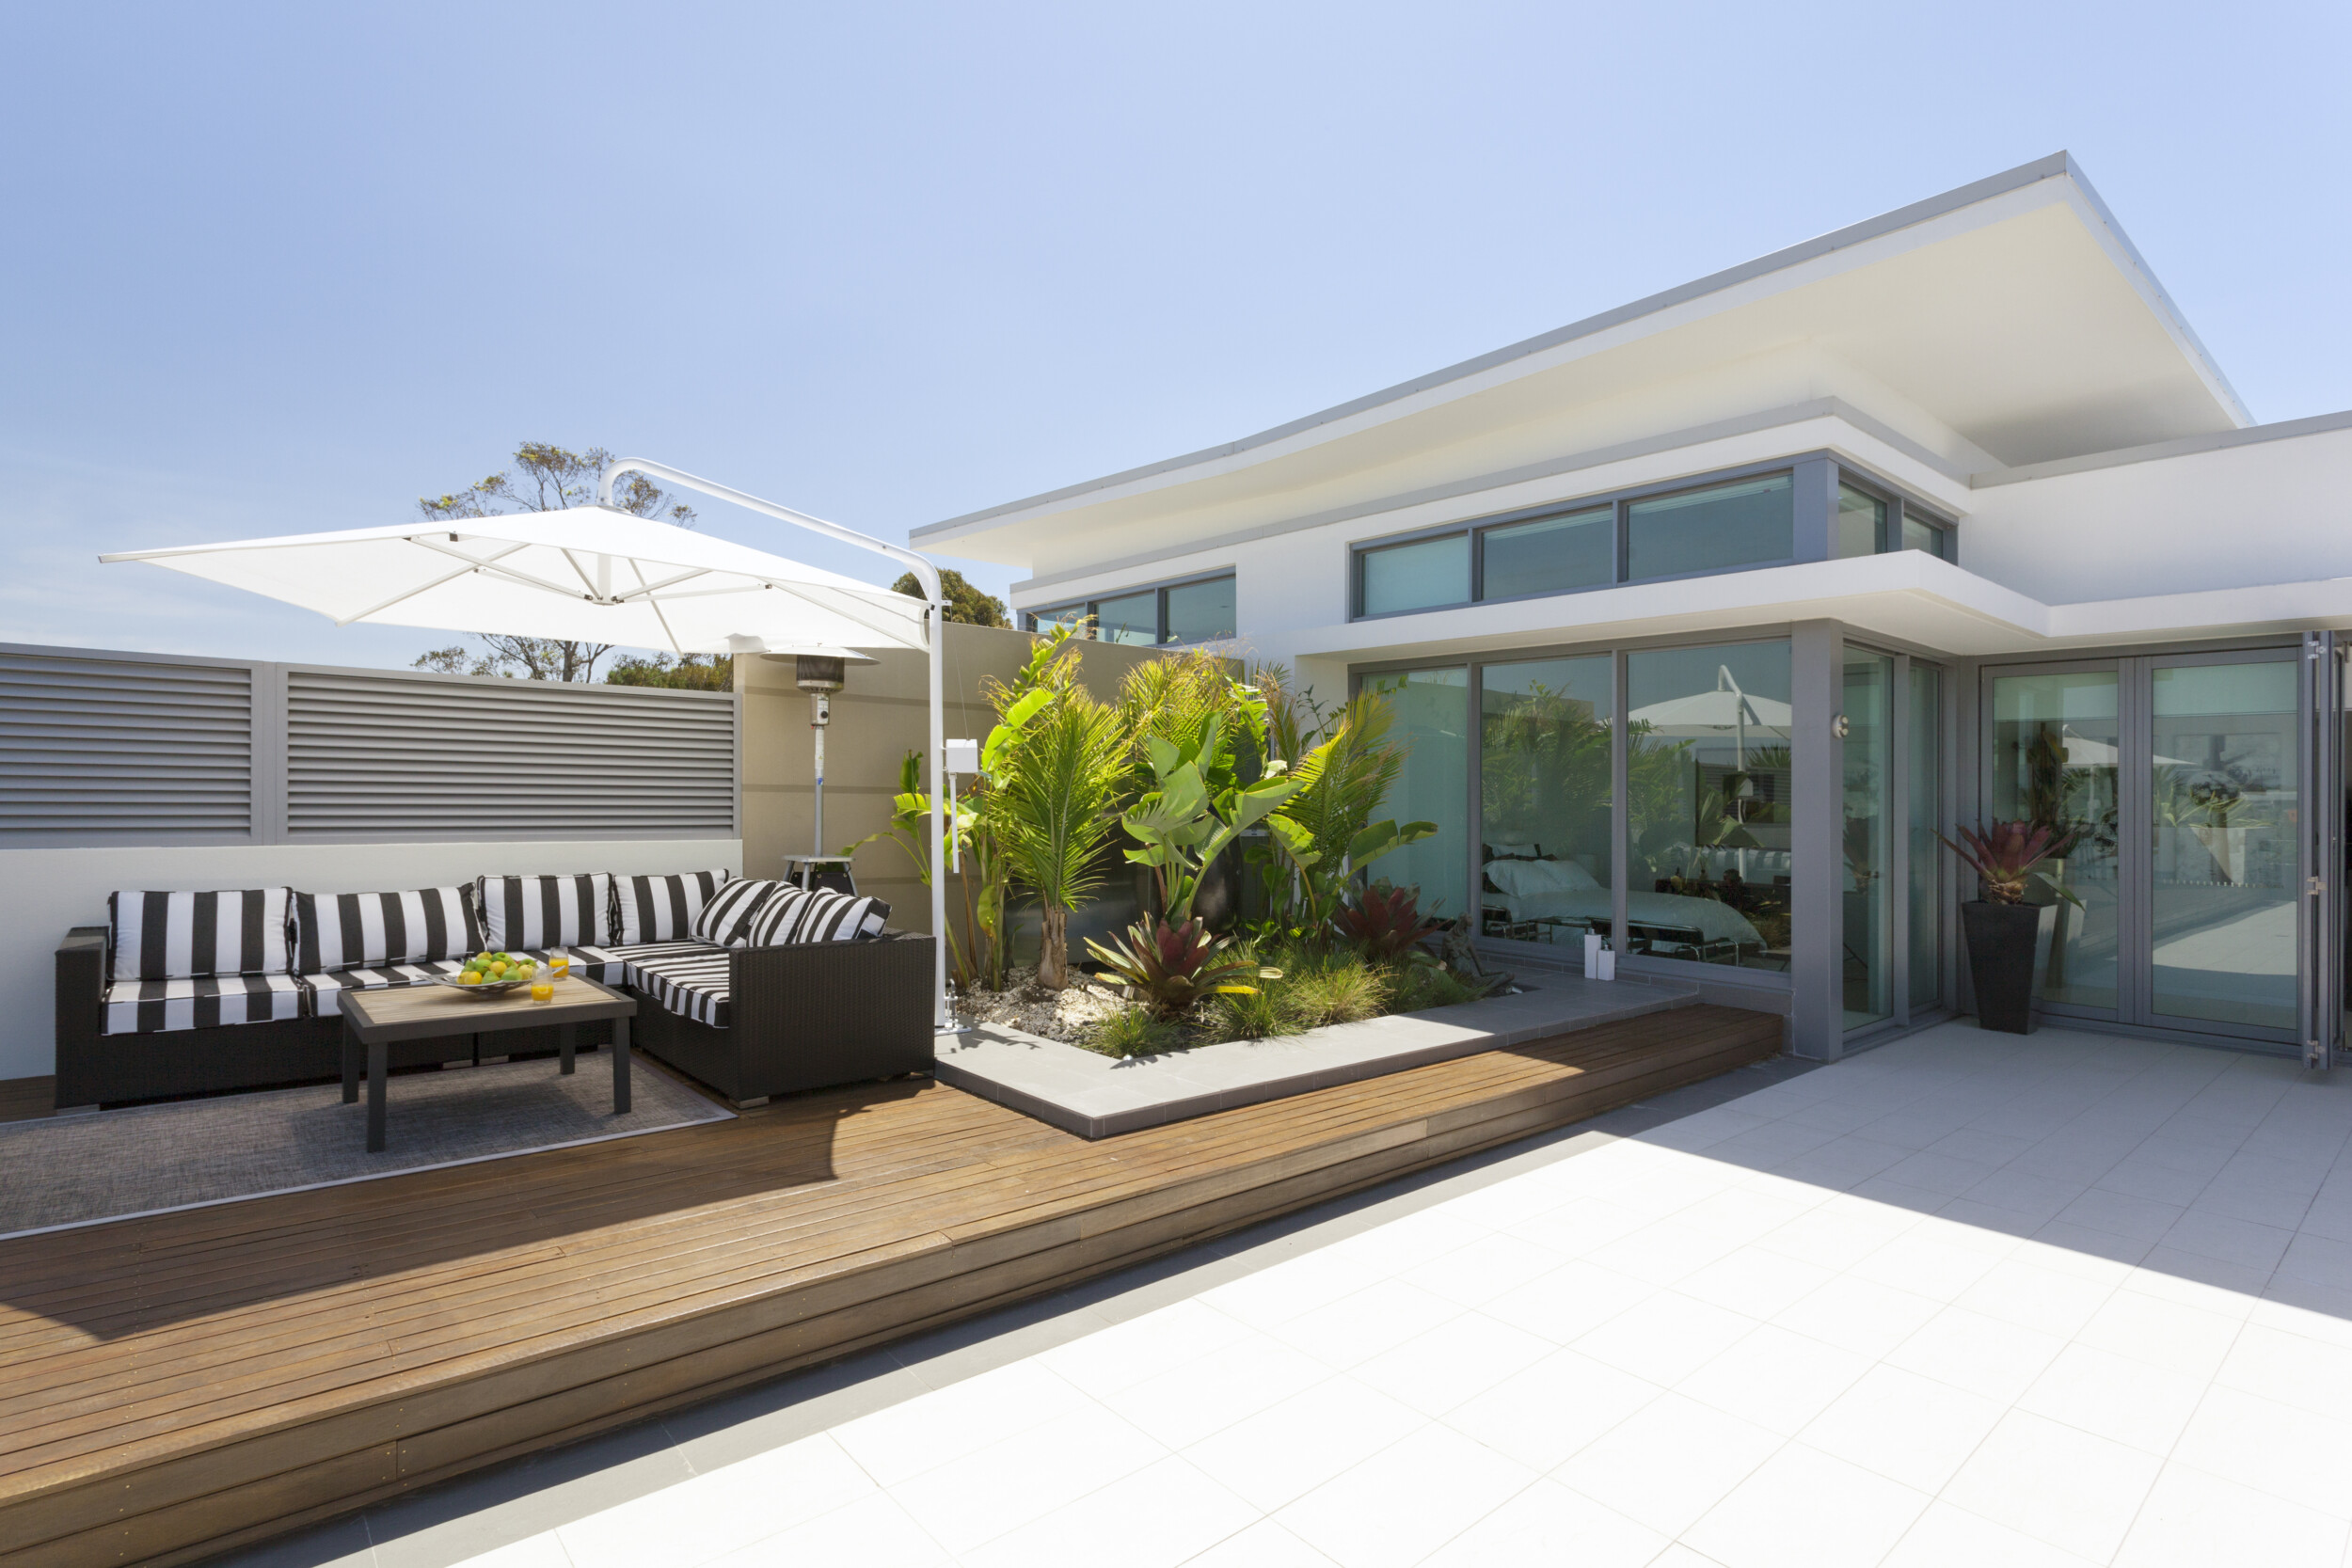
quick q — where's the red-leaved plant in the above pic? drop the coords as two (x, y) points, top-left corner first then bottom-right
(1938, 819), (2082, 908)
(1085, 914), (1279, 1020)
(1332, 880), (1446, 962)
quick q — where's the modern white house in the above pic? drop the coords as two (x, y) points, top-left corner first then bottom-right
(914, 152), (2352, 1066)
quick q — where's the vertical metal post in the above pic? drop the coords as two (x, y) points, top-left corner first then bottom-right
(2301, 631), (2341, 1069)
(1789, 621), (1844, 1058)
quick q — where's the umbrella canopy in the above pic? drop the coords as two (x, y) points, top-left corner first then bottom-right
(100, 506), (930, 655)
(1628, 689), (1794, 736)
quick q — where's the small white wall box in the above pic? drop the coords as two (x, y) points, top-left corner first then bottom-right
(943, 739), (980, 773)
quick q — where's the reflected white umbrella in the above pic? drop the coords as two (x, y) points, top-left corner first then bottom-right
(104, 458), (955, 1028)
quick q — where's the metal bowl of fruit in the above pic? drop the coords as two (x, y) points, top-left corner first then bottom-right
(430, 952), (540, 992)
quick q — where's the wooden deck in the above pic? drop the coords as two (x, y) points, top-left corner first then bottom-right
(0, 1005), (1782, 1567)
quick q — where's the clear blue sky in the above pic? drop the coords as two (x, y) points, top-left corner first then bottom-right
(4, 1), (2345, 671)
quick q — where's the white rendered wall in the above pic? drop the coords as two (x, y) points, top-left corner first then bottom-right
(1962, 425), (2352, 604)
(6, 837), (739, 1081)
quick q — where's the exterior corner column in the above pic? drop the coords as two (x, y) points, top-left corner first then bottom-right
(1788, 619), (1844, 1059)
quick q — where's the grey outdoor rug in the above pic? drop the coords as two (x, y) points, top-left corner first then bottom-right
(0, 1057), (733, 1239)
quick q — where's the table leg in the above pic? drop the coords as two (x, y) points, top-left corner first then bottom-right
(367, 1036), (388, 1152)
(560, 1023), (576, 1075)
(613, 1015), (631, 1115)
(342, 1019), (358, 1103)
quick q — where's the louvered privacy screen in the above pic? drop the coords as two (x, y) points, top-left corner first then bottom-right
(0, 649), (253, 841)
(0, 646), (737, 846)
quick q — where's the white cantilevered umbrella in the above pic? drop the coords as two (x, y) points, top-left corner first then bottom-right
(103, 458), (956, 1029)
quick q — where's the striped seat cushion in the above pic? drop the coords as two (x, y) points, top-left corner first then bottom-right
(476, 874), (616, 949)
(624, 946), (733, 1029)
(690, 878), (785, 947)
(102, 974), (306, 1035)
(747, 889), (890, 945)
(613, 871), (734, 944)
(294, 888), (483, 974)
(108, 888), (294, 982)
(300, 959), (468, 1002)
(571, 940), (713, 985)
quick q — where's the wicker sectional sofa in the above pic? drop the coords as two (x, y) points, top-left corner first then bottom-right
(55, 871), (935, 1110)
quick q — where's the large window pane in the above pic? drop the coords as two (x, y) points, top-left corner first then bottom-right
(1163, 577), (1234, 643)
(1844, 647), (1893, 1027)
(2150, 659), (2297, 1032)
(1028, 603), (1087, 635)
(1909, 663), (1943, 1010)
(1481, 507), (1612, 598)
(1362, 668), (1470, 919)
(1479, 657), (1613, 947)
(1625, 641), (1793, 970)
(1990, 670), (2120, 1012)
(1360, 534), (1470, 616)
(1626, 475), (1792, 581)
(1094, 591), (1158, 645)
(1902, 515), (1951, 560)
(1836, 484), (1886, 559)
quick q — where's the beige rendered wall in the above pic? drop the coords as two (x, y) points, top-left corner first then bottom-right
(739, 623), (1170, 945)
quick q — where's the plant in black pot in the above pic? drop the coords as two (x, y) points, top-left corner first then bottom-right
(1938, 820), (2079, 1034)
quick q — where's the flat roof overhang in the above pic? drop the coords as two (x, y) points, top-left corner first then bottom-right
(1283, 555), (2352, 666)
(919, 155), (2250, 573)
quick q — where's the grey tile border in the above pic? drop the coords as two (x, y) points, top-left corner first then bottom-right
(202, 1052), (1810, 1568)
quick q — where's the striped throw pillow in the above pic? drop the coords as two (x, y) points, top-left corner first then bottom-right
(690, 878), (784, 947)
(476, 874), (616, 950)
(739, 887), (812, 947)
(614, 870), (734, 944)
(107, 888), (294, 983)
(755, 889), (890, 944)
(294, 887), (483, 974)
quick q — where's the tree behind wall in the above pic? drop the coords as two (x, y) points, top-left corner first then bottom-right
(409, 443), (698, 682)
(892, 568), (1009, 627)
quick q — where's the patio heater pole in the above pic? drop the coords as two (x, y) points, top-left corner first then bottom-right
(596, 459), (954, 1032)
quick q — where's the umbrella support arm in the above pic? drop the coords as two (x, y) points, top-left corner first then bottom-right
(598, 457), (952, 1031)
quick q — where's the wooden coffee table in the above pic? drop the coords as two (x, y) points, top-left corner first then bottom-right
(339, 974), (638, 1152)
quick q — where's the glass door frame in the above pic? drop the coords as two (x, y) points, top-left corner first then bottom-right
(1845, 641), (1950, 1038)
(1977, 644), (2307, 1049)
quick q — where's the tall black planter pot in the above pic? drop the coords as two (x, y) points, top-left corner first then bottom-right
(1960, 900), (2041, 1035)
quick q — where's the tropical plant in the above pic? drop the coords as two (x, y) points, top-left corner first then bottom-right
(1248, 674), (1432, 944)
(842, 750), (986, 985)
(986, 650), (1128, 989)
(1085, 914), (1277, 1020)
(1333, 880), (1446, 962)
(1938, 819), (2082, 908)
(1120, 708), (1304, 926)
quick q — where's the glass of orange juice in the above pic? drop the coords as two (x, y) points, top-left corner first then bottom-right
(548, 950), (571, 980)
(530, 959), (555, 1005)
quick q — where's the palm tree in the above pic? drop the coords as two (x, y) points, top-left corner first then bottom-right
(991, 669), (1130, 990)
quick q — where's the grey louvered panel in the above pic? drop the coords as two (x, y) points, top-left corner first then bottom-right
(0, 651), (253, 839)
(285, 670), (736, 837)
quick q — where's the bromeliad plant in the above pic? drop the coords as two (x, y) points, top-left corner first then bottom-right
(1332, 879), (1447, 962)
(1086, 914), (1278, 1021)
(1938, 819), (2082, 908)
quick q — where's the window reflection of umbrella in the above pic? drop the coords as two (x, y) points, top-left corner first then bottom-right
(1628, 666), (1793, 768)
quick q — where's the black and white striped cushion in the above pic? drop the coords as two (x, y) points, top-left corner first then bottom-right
(739, 887), (811, 947)
(476, 874), (616, 949)
(624, 947), (733, 1028)
(690, 878), (784, 947)
(301, 959), (467, 1001)
(574, 940), (712, 984)
(102, 974), (305, 1035)
(613, 871), (733, 944)
(107, 889), (294, 983)
(755, 889), (890, 944)
(294, 888), (483, 974)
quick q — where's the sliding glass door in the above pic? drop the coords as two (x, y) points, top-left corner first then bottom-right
(1980, 648), (2304, 1045)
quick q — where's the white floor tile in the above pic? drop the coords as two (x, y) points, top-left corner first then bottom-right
(1480, 1258), (1661, 1344)
(1549, 1392), (1780, 1537)
(701, 1492), (953, 1568)
(554, 1433), (874, 1568)
(1394, 1231), (1569, 1308)
(1883, 1303), (2067, 1402)
(1347, 1310), (1555, 1417)
(2015, 1341), (2207, 1455)
(1180, 1519), (1340, 1566)
(1183, 1375), (1427, 1514)
(1950, 1255), (2119, 1336)
(1941, 1409), (2164, 1561)
(1102, 1332), (1334, 1449)
(1769, 1271), (1945, 1358)
(1681, 1443), (1930, 1568)
(2112, 1461), (2350, 1567)
(2073, 1287), (2248, 1381)
(1418, 1478), (1667, 1567)
(449, 1534), (573, 1568)
(1670, 1243), (1837, 1321)
(1878, 1500), (2102, 1567)
(887, 1402), (1168, 1556)
(1275, 1422), (1537, 1568)
(1572, 1289), (1756, 1386)
(830, 1359), (1090, 1486)
(1673, 1323), (1872, 1436)
(2216, 1318), (2352, 1420)
(1439, 1347), (1663, 1472)
(960, 1455), (1260, 1568)
(1040, 1299), (1258, 1399)
(1797, 1364), (2007, 1495)
(2169, 1384), (2352, 1519)
(1200, 1249), (1389, 1330)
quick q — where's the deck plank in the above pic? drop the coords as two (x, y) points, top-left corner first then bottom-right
(0, 1006), (1781, 1566)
